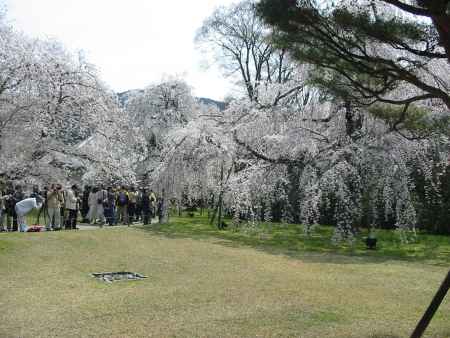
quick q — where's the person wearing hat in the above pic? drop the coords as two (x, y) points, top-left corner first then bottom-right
(46, 184), (64, 231)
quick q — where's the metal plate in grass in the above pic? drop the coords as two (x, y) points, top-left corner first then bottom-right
(92, 272), (147, 283)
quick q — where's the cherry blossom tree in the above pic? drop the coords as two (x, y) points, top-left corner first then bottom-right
(125, 77), (197, 181)
(125, 0), (449, 238)
(0, 14), (137, 186)
(0, 0), (447, 239)
(151, 105), (235, 225)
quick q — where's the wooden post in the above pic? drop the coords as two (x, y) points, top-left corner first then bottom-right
(410, 270), (450, 338)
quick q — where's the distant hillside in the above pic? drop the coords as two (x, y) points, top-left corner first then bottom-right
(197, 97), (227, 111)
(117, 91), (226, 111)
(117, 90), (143, 106)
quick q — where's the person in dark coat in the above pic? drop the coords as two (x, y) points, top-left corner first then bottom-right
(10, 184), (25, 231)
(29, 185), (43, 201)
(104, 187), (116, 226)
(4, 184), (15, 231)
(141, 188), (150, 225)
(81, 186), (91, 223)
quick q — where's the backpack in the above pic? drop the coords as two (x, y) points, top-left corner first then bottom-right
(118, 192), (128, 206)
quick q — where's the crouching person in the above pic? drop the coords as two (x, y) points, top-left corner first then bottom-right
(15, 197), (43, 232)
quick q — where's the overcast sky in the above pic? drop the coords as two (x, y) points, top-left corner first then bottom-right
(5, 0), (237, 100)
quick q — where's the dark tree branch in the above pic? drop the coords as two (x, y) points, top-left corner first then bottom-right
(380, 0), (430, 16)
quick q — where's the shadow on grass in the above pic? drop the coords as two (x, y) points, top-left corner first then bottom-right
(139, 216), (450, 266)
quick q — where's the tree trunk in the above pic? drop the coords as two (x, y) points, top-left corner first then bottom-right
(200, 196), (204, 216)
(286, 164), (302, 223)
(209, 201), (218, 225)
(344, 100), (362, 138)
(159, 189), (169, 224)
(431, 14), (450, 64)
(217, 162), (224, 229)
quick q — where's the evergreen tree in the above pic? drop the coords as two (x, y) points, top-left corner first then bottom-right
(257, 0), (450, 135)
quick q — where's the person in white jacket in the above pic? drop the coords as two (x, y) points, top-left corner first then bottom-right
(15, 198), (43, 232)
(87, 187), (98, 224)
(64, 185), (79, 230)
(88, 186), (106, 226)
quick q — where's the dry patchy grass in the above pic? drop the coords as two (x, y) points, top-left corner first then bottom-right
(0, 226), (449, 338)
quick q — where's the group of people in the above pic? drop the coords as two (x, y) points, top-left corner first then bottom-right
(0, 182), (158, 232)
(80, 185), (158, 227)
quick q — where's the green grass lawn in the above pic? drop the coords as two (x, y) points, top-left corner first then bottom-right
(0, 216), (449, 338)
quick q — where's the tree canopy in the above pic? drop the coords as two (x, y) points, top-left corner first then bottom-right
(0, 0), (448, 237)
(257, 0), (450, 138)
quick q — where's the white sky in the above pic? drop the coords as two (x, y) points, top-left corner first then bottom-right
(5, 0), (237, 100)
